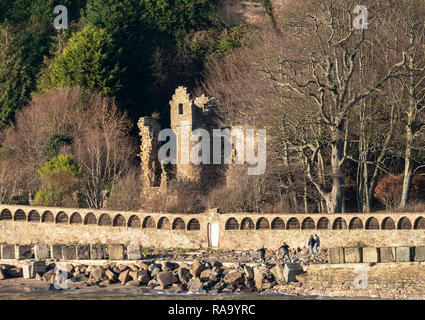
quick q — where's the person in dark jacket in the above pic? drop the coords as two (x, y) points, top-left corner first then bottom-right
(313, 234), (320, 255)
(258, 245), (266, 263)
(308, 235), (316, 255)
(279, 242), (290, 261)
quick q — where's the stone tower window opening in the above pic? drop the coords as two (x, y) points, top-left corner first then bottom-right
(179, 103), (183, 115)
(158, 217), (171, 229)
(256, 217), (270, 230)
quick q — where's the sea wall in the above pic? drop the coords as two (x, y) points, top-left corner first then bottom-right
(217, 212), (425, 249)
(1, 204), (425, 249)
(288, 262), (425, 299)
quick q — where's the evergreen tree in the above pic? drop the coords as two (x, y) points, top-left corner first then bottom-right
(82, 0), (154, 118)
(40, 25), (123, 97)
(33, 154), (82, 207)
(0, 26), (32, 128)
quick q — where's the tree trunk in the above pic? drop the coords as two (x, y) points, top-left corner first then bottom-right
(400, 50), (415, 208)
(325, 139), (345, 213)
(400, 126), (414, 207)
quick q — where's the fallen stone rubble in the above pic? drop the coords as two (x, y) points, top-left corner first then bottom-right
(0, 248), (328, 294)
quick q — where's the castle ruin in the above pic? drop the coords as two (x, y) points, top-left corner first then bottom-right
(138, 86), (230, 200)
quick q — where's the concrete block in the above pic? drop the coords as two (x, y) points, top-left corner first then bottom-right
(62, 245), (77, 260)
(22, 261), (46, 279)
(15, 245), (32, 260)
(127, 244), (142, 260)
(283, 263), (304, 283)
(1, 244), (15, 259)
(90, 244), (106, 260)
(270, 264), (286, 284)
(34, 244), (50, 259)
(51, 245), (63, 260)
(396, 246), (413, 262)
(108, 244), (125, 260)
(22, 265), (32, 279)
(32, 260), (46, 275)
(76, 245), (90, 260)
(415, 246), (425, 262)
(344, 247), (362, 263)
(380, 247), (395, 262)
(362, 247), (380, 263)
(328, 247), (344, 264)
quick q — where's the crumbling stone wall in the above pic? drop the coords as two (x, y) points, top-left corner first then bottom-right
(137, 86), (261, 199)
(168, 86), (226, 191)
(138, 116), (164, 191)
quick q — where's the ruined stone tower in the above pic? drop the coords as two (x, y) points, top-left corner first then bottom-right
(138, 116), (166, 194)
(169, 86), (226, 191)
(138, 86), (233, 200)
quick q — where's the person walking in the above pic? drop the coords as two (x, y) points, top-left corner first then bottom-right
(279, 242), (290, 261)
(308, 235), (316, 256)
(258, 245), (266, 263)
(313, 234), (320, 255)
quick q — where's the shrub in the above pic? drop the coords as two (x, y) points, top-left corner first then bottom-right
(105, 168), (141, 211)
(33, 154), (82, 207)
(140, 179), (206, 214)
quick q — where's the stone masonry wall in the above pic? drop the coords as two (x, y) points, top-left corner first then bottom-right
(1, 205), (425, 250)
(0, 205), (207, 248)
(217, 212), (425, 250)
(291, 263), (425, 299)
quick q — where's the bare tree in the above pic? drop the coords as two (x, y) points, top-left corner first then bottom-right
(255, 0), (408, 212)
(0, 87), (138, 208)
(71, 95), (137, 209)
(388, 1), (425, 208)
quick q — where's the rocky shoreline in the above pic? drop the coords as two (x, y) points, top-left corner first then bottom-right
(2, 248), (424, 299)
(0, 248), (327, 296)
